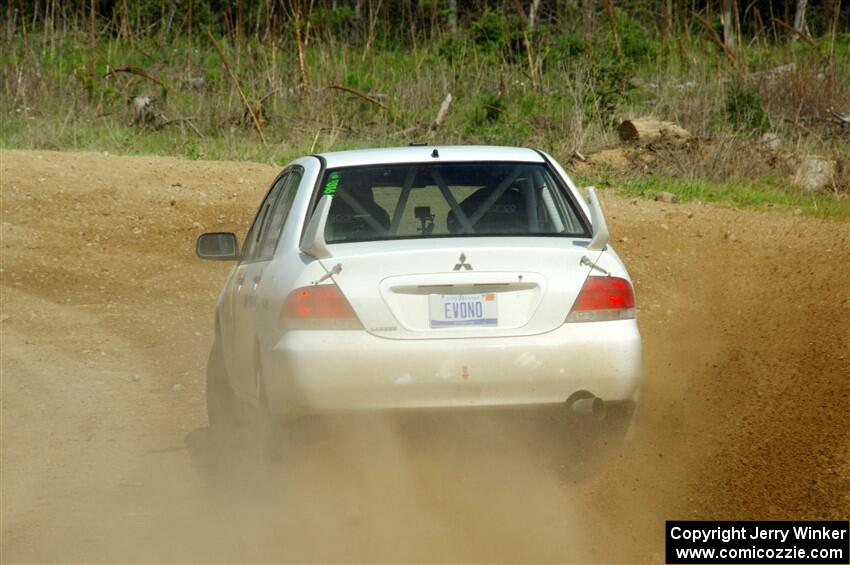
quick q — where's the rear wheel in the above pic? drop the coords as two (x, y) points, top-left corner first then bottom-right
(205, 340), (243, 431)
(254, 355), (294, 461)
(572, 400), (636, 447)
(601, 400), (638, 444)
(557, 400), (637, 478)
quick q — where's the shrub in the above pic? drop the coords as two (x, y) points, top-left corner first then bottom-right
(471, 9), (526, 61)
(436, 33), (469, 64)
(471, 9), (508, 47)
(586, 61), (635, 124)
(725, 84), (770, 132)
(755, 63), (850, 136)
(479, 93), (504, 124)
(310, 6), (356, 41)
(619, 15), (658, 65)
(553, 33), (585, 62)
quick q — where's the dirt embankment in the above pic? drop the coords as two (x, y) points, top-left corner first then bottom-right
(1, 150), (848, 563)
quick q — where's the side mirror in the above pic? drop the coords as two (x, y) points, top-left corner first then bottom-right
(196, 232), (240, 261)
(585, 187), (609, 252)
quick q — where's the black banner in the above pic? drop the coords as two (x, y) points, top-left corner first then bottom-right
(666, 521), (849, 564)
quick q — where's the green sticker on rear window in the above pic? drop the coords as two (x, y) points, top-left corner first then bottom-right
(323, 172), (341, 195)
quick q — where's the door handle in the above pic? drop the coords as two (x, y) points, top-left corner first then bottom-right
(253, 275), (262, 284)
(236, 273), (246, 285)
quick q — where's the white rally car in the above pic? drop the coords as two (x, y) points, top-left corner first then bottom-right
(197, 146), (642, 439)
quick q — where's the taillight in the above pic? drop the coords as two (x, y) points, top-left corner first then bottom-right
(566, 276), (636, 323)
(280, 285), (362, 329)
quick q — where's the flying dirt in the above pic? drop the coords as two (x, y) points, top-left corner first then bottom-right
(1, 149), (848, 563)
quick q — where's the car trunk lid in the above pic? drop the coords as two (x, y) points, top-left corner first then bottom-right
(314, 238), (599, 339)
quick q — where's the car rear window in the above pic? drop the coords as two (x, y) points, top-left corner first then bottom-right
(315, 162), (589, 243)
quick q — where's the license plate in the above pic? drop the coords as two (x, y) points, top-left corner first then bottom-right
(429, 293), (498, 327)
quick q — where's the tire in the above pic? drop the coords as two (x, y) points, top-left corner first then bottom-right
(600, 400), (638, 445)
(556, 401), (637, 479)
(255, 362), (297, 461)
(205, 340), (243, 431)
(571, 400), (636, 448)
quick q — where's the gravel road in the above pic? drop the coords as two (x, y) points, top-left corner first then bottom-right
(1, 150), (848, 563)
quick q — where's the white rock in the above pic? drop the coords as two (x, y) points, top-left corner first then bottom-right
(793, 157), (837, 192)
(760, 132), (782, 150)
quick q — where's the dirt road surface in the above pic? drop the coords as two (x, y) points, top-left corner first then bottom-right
(1, 149), (848, 563)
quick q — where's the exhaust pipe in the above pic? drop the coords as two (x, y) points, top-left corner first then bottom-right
(566, 392), (606, 421)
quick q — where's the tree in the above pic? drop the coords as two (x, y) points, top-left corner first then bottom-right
(721, 0), (737, 51)
(793, 0), (809, 40)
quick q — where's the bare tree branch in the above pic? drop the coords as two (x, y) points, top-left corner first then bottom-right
(772, 16), (817, 47)
(327, 84), (392, 112)
(207, 30), (268, 146)
(104, 66), (170, 91)
(694, 12), (747, 75)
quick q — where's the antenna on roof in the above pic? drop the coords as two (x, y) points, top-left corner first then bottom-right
(431, 148), (440, 158)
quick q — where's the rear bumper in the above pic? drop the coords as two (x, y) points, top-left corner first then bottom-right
(263, 320), (642, 418)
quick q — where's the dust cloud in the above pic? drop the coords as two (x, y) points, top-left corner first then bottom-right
(1, 150), (848, 563)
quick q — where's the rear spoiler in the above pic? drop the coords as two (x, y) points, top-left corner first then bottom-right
(301, 194), (333, 259)
(535, 150), (607, 251)
(586, 187), (609, 251)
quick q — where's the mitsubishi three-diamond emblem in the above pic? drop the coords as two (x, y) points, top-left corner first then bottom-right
(453, 253), (473, 271)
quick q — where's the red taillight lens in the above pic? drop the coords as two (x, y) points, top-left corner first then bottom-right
(281, 285), (362, 329)
(566, 276), (636, 322)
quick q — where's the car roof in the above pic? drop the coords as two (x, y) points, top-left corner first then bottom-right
(316, 145), (545, 169)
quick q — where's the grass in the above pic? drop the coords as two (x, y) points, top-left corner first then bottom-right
(0, 111), (302, 165)
(4, 108), (846, 221)
(2, 26), (849, 221)
(581, 175), (850, 221)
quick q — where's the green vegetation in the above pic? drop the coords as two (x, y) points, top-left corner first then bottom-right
(581, 175), (850, 221)
(725, 84), (771, 133)
(1, 1), (849, 219)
